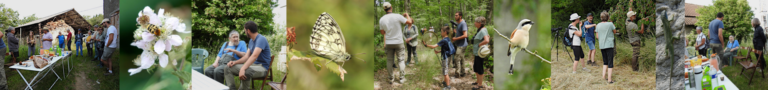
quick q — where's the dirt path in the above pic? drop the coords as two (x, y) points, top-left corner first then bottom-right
(73, 70), (94, 90)
(374, 48), (492, 90)
(550, 49), (655, 90)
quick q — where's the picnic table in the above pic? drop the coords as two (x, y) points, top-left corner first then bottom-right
(191, 70), (228, 90)
(9, 51), (72, 90)
(685, 61), (739, 90)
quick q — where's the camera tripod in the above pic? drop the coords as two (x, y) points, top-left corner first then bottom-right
(551, 27), (572, 62)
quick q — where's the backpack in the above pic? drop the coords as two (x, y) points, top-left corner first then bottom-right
(447, 41), (456, 55)
(563, 25), (577, 46)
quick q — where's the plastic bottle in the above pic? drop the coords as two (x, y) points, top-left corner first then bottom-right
(702, 66), (712, 90)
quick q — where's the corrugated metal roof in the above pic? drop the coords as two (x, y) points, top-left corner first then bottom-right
(16, 9), (75, 28)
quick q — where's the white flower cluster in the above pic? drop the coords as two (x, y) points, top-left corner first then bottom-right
(128, 6), (190, 76)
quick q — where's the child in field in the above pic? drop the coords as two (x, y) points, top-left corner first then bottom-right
(423, 25), (455, 90)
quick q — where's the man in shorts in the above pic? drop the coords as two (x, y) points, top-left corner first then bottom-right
(583, 13), (598, 66)
(101, 19), (117, 75)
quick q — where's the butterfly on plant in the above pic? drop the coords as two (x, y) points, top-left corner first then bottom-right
(309, 12), (364, 67)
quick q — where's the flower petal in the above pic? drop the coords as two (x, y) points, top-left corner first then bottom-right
(164, 39), (172, 51)
(130, 41), (146, 49)
(158, 8), (165, 18)
(154, 40), (166, 55)
(141, 32), (155, 42)
(176, 24), (188, 33)
(142, 6), (153, 14)
(168, 35), (183, 46)
(140, 51), (156, 69)
(128, 68), (143, 76)
(164, 17), (179, 30)
(159, 54), (169, 68)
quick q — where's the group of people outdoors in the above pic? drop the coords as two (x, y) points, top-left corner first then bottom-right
(0, 19), (117, 89)
(568, 3), (647, 84)
(202, 21), (273, 90)
(686, 12), (767, 70)
(378, 2), (490, 90)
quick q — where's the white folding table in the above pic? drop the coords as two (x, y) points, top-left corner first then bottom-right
(685, 61), (739, 90)
(9, 51), (72, 90)
(191, 70), (229, 90)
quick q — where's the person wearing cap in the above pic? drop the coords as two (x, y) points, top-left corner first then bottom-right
(626, 7), (646, 71)
(101, 19), (117, 75)
(695, 26), (707, 56)
(451, 11), (470, 77)
(379, 2), (413, 84)
(582, 13), (598, 66)
(403, 17), (419, 66)
(709, 12), (726, 62)
(595, 11), (618, 84)
(568, 13), (586, 74)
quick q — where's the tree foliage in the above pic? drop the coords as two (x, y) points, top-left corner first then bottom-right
(0, 3), (20, 29)
(82, 14), (104, 26)
(552, 0), (655, 41)
(191, 0), (277, 48)
(694, 0), (753, 41)
(374, 0), (492, 47)
(19, 14), (38, 25)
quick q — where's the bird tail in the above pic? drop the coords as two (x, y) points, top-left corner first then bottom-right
(509, 47), (521, 65)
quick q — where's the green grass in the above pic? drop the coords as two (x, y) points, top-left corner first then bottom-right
(717, 40), (768, 90)
(575, 36), (656, 72)
(7, 41), (118, 90)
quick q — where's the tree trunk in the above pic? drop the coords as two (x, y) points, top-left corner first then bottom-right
(405, 0), (410, 13)
(486, 0), (493, 23)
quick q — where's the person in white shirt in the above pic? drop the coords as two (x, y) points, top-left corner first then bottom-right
(569, 13), (585, 74)
(378, 2), (412, 84)
(101, 19), (117, 75)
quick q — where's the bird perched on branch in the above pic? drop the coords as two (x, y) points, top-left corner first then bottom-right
(505, 19), (534, 75)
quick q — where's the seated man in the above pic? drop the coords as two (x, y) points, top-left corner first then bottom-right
(205, 30), (247, 83)
(723, 35), (739, 66)
(223, 21), (271, 90)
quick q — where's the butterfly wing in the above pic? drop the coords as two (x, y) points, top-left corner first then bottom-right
(310, 12), (349, 63)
